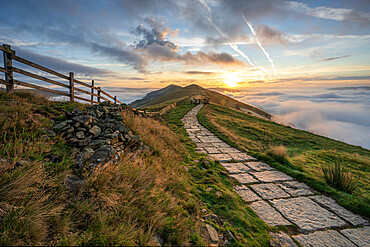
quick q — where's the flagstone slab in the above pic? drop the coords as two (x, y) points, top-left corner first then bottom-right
(229, 152), (257, 162)
(340, 227), (370, 247)
(208, 153), (233, 162)
(250, 183), (291, 200)
(190, 137), (202, 143)
(277, 181), (314, 196)
(212, 142), (231, 148)
(195, 148), (207, 154)
(293, 230), (356, 247)
(310, 195), (368, 226)
(218, 147), (240, 153)
(230, 173), (258, 184)
(196, 142), (215, 148)
(245, 161), (274, 171)
(251, 171), (294, 183)
(269, 231), (297, 247)
(250, 200), (291, 226)
(204, 147), (222, 154)
(271, 197), (347, 232)
(220, 162), (253, 174)
(234, 185), (261, 202)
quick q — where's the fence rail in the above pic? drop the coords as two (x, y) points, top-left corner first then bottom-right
(0, 44), (122, 105)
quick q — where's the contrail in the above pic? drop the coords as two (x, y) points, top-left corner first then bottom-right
(242, 14), (278, 77)
(198, 0), (264, 76)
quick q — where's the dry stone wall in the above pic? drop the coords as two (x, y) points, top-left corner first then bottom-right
(53, 101), (146, 171)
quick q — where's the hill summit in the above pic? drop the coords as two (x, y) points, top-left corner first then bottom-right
(129, 84), (272, 119)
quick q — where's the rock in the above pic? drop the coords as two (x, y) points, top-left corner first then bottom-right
(53, 120), (73, 132)
(201, 209), (207, 214)
(110, 111), (123, 120)
(46, 129), (56, 137)
(293, 230), (356, 247)
(151, 235), (164, 246)
(76, 131), (85, 139)
(64, 175), (83, 192)
(205, 224), (219, 243)
(72, 108), (82, 115)
(114, 122), (130, 133)
(215, 191), (222, 197)
(44, 153), (62, 163)
(270, 232), (297, 247)
(15, 159), (29, 168)
(72, 115), (93, 126)
(340, 227), (370, 247)
(203, 214), (218, 220)
(89, 125), (101, 137)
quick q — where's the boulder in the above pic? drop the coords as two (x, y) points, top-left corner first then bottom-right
(53, 120), (73, 132)
(89, 125), (101, 137)
(205, 224), (219, 243)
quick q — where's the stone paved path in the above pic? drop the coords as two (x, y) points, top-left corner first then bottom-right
(182, 104), (369, 247)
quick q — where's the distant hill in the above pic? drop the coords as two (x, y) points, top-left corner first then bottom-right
(129, 84), (272, 119)
(129, 84), (182, 108)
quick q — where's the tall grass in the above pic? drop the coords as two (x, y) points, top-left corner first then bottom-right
(322, 163), (359, 194)
(0, 92), (201, 245)
(268, 145), (289, 164)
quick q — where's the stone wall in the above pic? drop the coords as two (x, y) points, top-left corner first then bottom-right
(53, 101), (147, 171)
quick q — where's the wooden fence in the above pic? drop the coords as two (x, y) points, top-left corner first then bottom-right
(0, 44), (122, 105)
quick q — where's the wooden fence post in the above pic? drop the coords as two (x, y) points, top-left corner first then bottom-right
(97, 87), (101, 103)
(114, 96), (117, 105)
(3, 44), (15, 93)
(91, 80), (94, 105)
(69, 72), (74, 102)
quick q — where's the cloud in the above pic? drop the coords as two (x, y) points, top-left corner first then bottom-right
(237, 87), (370, 148)
(185, 71), (215, 75)
(15, 47), (114, 77)
(319, 55), (351, 62)
(130, 24), (178, 50)
(284, 1), (370, 23)
(256, 25), (290, 45)
(90, 42), (148, 73)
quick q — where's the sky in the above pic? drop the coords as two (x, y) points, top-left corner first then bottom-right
(0, 0), (369, 148)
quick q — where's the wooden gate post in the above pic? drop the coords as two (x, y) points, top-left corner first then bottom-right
(91, 80), (94, 105)
(69, 72), (74, 102)
(114, 96), (117, 105)
(97, 87), (101, 103)
(3, 44), (15, 93)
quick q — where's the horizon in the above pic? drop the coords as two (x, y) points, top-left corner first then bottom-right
(1, 0), (369, 148)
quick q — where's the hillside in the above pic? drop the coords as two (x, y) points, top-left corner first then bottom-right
(129, 84), (272, 119)
(198, 104), (370, 217)
(0, 91), (270, 246)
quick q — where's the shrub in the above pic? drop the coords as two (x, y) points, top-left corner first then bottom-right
(268, 145), (289, 164)
(322, 163), (359, 194)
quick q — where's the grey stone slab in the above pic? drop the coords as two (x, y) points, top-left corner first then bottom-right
(230, 173), (258, 184)
(277, 181), (314, 196)
(204, 147), (222, 154)
(293, 230), (356, 247)
(196, 142), (215, 148)
(221, 162), (253, 174)
(250, 200), (291, 226)
(341, 227), (370, 247)
(212, 142), (231, 148)
(269, 231), (298, 247)
(208, 153), (233, 162)
(234, 185), (261, 202)
(205, 224), (219, 243)
(309, 195), (368, 226)
(250, 183), (291, 200)
(251, 171), (294, 183)
(218, 147), (240, 153)
(245, 161), (274, 171)
(271, 197), (347, 232)
(195, 148), (207, 154)
(190, 137), (201, 143)
(229, 152), (257, 162)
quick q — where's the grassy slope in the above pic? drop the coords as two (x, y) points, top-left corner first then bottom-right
(198, 104), (370, 217)
(0, 91), (200, 246)
(163, 104), (270, 246)
(0, 92), (270, 246)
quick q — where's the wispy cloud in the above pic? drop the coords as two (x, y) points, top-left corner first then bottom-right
(319, 55), (352, 62)
(284, 1), (370, 22)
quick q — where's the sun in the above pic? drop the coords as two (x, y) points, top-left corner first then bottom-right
(224, 73), (239, 87)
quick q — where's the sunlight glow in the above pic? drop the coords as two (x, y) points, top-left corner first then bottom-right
(224, 73), (240, 87)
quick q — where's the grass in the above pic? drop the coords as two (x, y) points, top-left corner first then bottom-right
(323, 163), (359, 194)
(162, 104), (271, 246)
(198, 103), (370, 217)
